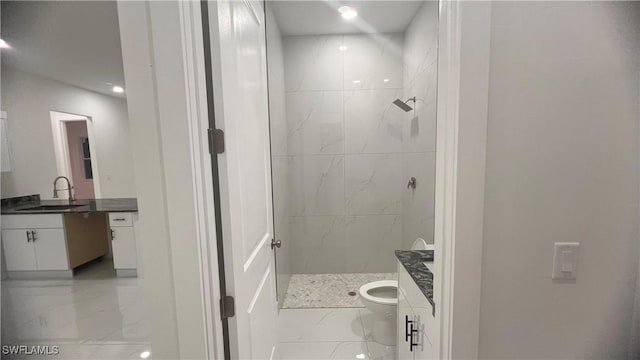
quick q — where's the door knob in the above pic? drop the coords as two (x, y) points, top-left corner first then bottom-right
(270, 239), (282, 249)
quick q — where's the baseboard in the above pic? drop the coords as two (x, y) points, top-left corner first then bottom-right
(116, 269), (137, 277)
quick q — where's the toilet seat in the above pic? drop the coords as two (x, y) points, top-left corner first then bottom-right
(359, 280), (398, 306)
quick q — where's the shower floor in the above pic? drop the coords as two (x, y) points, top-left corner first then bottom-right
(282, 273), (396, 309)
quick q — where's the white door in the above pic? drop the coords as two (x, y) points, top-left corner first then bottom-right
(111, 227), (137, 269)
(1, 229), (37, 271)
(33, 229), (69, 270)
(208, 0), (278, 358)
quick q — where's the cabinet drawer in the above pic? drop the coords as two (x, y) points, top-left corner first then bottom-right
(2, 214), (63, 229)
(108, 213), (133, 227)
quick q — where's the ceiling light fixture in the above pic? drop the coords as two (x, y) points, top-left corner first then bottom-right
(338, 45), (348, 51)
(383, 78), (390, 82)
(112, 86), (124, 94)
(0, 39), (10, 49)
(338, 6), (358, 20)
(140, 351), (151, 359)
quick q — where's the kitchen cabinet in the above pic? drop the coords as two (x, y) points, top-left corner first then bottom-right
(109, 212), (137, 276)
(32, 228), (69, 270)
(1, 214), (69, 272)
(397, 259), (437, 360)
(2, 229), (38, 271)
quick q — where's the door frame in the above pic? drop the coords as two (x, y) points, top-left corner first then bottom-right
(118, 1), (224, 358)
(434, 1), (491, 358)
(49, 110), (101, 198)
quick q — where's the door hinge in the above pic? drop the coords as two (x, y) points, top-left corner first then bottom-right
(220, 295), (235, 319)
(208, 128), (225, 154)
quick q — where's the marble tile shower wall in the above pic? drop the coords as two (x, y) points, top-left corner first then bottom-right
(401, 1), (439, 251)
(275, 26), (437, 274)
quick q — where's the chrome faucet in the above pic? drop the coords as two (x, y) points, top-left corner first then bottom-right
(53, 176), (75, 202)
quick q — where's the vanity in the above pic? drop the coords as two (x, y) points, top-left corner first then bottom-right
(396, 250), (437, 359)
(1, 196), (139, 278)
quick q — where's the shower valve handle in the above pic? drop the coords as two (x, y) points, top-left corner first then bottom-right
(407, 177), (417, 189)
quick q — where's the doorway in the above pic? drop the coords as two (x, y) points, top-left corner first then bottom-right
(50, 110), (101, 199)
(65, 121), (95, 199)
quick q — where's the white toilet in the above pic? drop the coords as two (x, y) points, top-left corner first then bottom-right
(359, 279), (398, 345)
(359, 238), (433, 345)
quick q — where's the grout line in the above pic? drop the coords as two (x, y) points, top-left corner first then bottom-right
(357, 308), (368, 343)
(274, 151), (437, 158)
(342, 34), (347, 218)
(284, 88), (404, 94)
(279, 340), (369, 344)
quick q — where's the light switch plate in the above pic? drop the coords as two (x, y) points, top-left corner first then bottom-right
(552, 242), (580, 280)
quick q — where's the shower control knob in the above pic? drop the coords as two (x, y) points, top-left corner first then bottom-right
(407, 177), (417, 189)
(271, 238), (282, 249)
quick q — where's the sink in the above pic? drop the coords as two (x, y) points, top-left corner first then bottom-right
(19, 204), (84, 211)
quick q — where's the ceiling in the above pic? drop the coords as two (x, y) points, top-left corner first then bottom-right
(269, 1), (424, 36)
(0, 1), (425, 96)
(1, 1), (125, 98)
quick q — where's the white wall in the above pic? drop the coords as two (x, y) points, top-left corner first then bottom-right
(479, 2), (640, 358)
(1, 67), (136, 199)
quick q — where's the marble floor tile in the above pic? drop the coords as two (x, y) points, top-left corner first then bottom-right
(283, 273), (396, 308)
(279, 308), (366, 342)
(358, 308), (376, 342)
(1, 342), (151, 360)
(278, 307), (397, 360)
(1, 259), (149, 359)
(366, 341), (397, 360)
(280, 341), (370, 360)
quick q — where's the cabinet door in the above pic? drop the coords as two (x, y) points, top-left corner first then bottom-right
(1, 229), (37, 271)
(33, 229), (69, 270)
(111, 227), (136, 269)
(414, 306), (435, 359)
(397, 286), (415, 360)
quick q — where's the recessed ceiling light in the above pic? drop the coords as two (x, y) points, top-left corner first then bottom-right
(383, 79), (390, 82)
(0, 39), (10, 49)
(356, 354), (366, 359)
(352, 80), (361, 84)
(112, 86), (124, 94)
(140, 350), (151, 359)
(338, 6), (358, 20)
(338, 45), (348, 51)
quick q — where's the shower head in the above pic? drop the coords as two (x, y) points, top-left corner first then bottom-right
(392, 97), (415, 112)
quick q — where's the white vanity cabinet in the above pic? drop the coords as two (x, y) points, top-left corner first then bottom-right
(1, 214), (69, 272)
(108, 212), (138, 276)
(397, 259), (437, 360)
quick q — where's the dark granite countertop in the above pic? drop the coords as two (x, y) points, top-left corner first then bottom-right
(1, 196), (138, 214)
(395, 249), (434, 315)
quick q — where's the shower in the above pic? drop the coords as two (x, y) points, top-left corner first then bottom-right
(392, 97), (416, 112)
